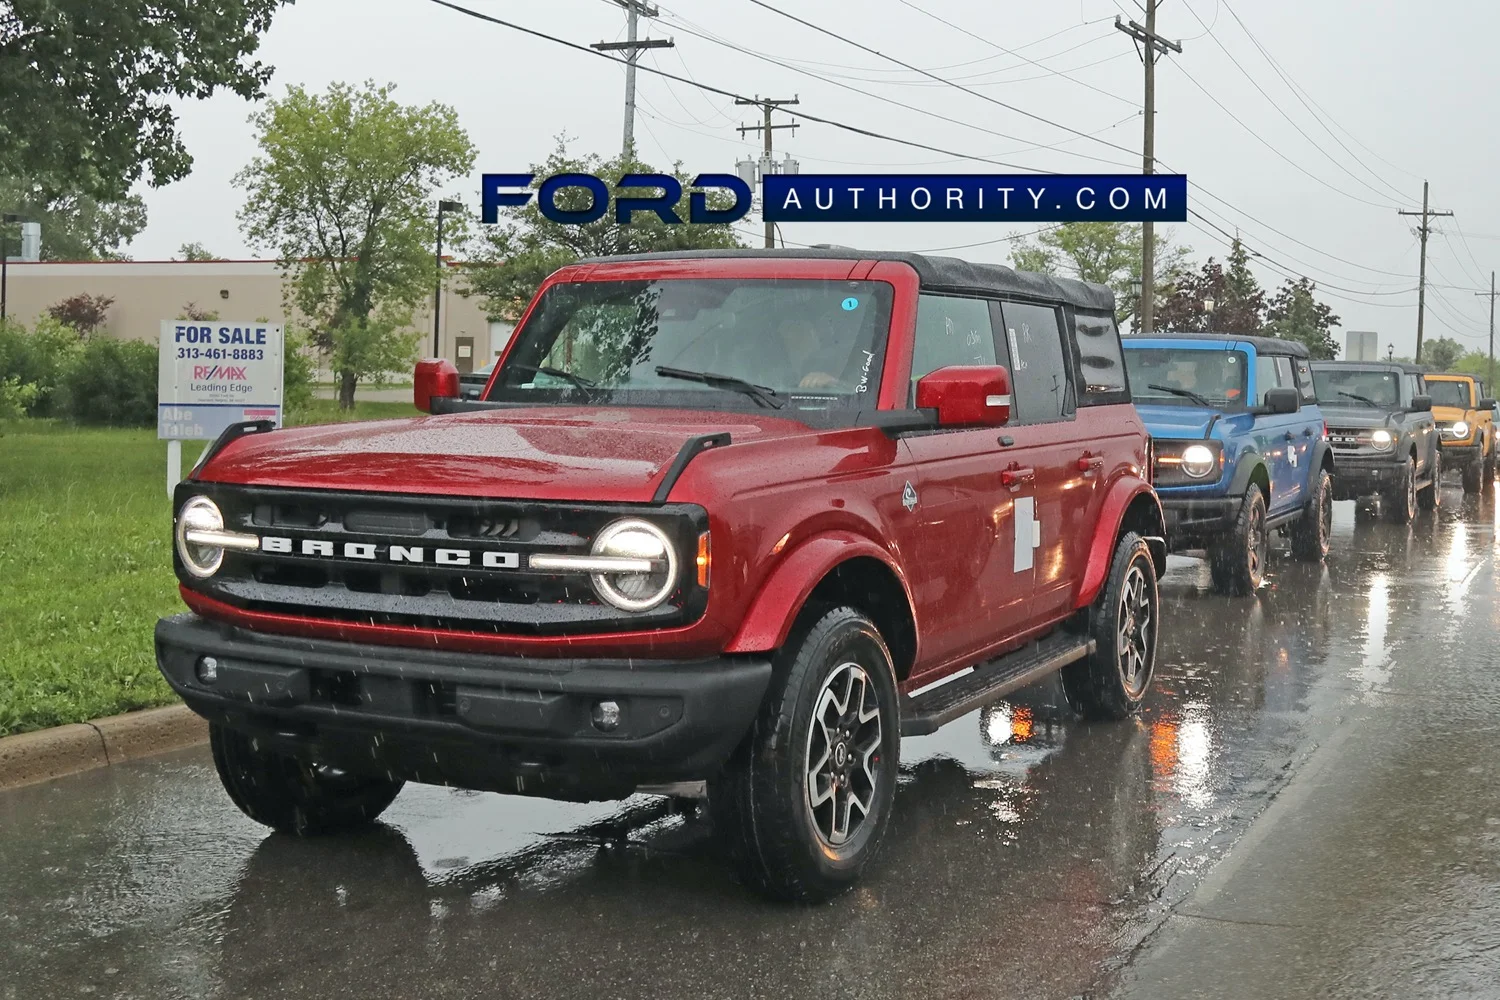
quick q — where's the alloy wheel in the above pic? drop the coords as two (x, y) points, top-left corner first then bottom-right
(1248, 502), (1267, 582)
(1117, 562), (1153, 697)
(804, 662), (884, 848)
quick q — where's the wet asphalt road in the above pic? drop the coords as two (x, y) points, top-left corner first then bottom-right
(5, 490), (1500, 999)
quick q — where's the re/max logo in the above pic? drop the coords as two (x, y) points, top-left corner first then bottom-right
(193, 365), (248, 380)
(481, 172), (752, 226)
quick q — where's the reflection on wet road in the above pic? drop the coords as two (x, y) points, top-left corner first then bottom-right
(5, 492), (1500, 999)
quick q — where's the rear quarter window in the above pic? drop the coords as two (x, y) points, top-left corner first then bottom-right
(1071, 309), (1130, 406)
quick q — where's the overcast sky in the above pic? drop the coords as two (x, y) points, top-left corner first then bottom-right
(122, 0), (1500, 358)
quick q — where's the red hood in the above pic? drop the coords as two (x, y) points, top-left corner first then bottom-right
(198, 407), (815, 501)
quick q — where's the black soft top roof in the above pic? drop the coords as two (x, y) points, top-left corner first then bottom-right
(1311, 360), (1427, 375)
(1137, 331), (1311, 358)
(574, 247), (1115, 312)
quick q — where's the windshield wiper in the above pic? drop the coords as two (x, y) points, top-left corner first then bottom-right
(654, 366), (784, 409)
(1338, 390), (1382, 408)
(506, 364), (597, 399)
(1148, 383), (1214, 408)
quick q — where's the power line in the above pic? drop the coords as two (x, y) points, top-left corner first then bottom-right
(890, 0), (1136, 106)
(1179, 0), (1406, 208)
(422, 0), (1073, 171)
(643, 10), (1138, 168)
(1211, 0), (1411, 203)
(1218, 0), (1423, 185)
(742, 0), (1145, 160)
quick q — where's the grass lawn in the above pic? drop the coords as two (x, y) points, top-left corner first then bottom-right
(0, 400), (420, 736)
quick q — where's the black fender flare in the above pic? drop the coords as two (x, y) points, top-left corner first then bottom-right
(1309, 437), (1334, 477)
(1228, 450), (1271, 499)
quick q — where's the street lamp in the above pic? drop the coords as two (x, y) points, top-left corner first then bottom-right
(1, 213), (20, 322)
(433, 199), (463, 358)
(1388, 343), (1396, 361)
(1203, 297), (1217, 333)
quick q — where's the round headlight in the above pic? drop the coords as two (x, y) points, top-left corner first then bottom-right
(1370, 429), (1394, 451)
(590, 519), (678, 612)
(1453, 420), (1471, 438)
(175, 496), (226, 578)
(1181, 444), (1217, 479)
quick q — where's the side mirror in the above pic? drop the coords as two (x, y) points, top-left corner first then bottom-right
(1480, 397), (1497, 409)
(915, 365), (1013, 428)
(414, 358), (460, 413)
(1261, 387), (1301, 415)
(1409, 394), (1432, 412)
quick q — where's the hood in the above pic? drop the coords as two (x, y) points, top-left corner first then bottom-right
(1133, 403), (1238, 440)
(1317, 402), (1394, 429)
(197, 406), (817, 501)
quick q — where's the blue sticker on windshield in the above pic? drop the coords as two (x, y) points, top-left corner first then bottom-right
(841, 297), (859, 311)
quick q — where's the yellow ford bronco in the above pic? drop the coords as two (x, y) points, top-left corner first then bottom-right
(1424, 372), (1497, 492)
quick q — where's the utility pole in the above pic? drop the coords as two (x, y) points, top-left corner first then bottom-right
(1117, 2), (1181, 335)
(737, 96), (799, 248)
(1397, 180), (1453, 364)
(592, 1), (673, 159)
(1477, 271), (1497, 389)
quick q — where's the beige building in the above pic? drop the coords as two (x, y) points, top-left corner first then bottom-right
(1, 259), (513, 374)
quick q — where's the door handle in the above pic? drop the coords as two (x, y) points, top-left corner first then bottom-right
(1002, 467), (1036, 488)
(1284, 431), (1296, 441)
(1302, 429), (1314, 437)
(1077, 455), (1105, 472)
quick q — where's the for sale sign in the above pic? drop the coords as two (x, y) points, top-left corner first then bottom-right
(158, 321), (284, 439)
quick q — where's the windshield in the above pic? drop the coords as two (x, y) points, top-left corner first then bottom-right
(1124, 348), (1248, 409)
(1313, 368), (1400, 407)
(487, 278), (893, 411)
(1427, 379), (1472, 408)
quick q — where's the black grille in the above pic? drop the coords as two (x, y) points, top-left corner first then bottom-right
(176, 483), (709, 636)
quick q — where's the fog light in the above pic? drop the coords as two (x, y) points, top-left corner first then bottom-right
(197, 656), (219, 683)
(591, 700), (622, 732)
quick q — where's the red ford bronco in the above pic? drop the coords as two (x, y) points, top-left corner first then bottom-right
(156, 249), (1165, 901)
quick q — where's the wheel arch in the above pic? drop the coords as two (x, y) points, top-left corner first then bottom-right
(724, 532), (919, 682)
(1076, 477), (1164, 608)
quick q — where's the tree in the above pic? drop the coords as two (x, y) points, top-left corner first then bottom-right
(46, 293), (114, 336)
(0, 178), (147, 259)
(1420, 336), (1464, 372)
(1157, 239), (1267, 334)
(465, 138), (745, 320)
(1, 1), (293, 202)
(235, 81), (476, 407)
(1264, 277), (1341, 360)
(1008, 222), (1190, 329)
(177, 242), (223, 261)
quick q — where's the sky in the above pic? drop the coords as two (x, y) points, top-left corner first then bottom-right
(121, 0), (1500, 359)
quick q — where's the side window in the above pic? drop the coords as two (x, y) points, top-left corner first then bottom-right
(1254, 354), (1281, 406)
(1274, 357), (1297, 398)
(1071, 309), (1129, 405)
(909, 294), (998, 403)
(1000, 301), (1074, 422)
(1294, 358), (1317, 403)
(1407, 374), (1422, 401)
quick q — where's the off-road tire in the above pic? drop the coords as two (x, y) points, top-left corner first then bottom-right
(1462, 454), (1483, 494)
(1061, 532), (1159, 721)
(209, 724), (405, 836)
(710, 606), (900, 903)
(1384, 457), (1417, 523)
(1484, 440), (1495, 491)
(1418, 451), (1442, 511)
(1290, 469), (1333, 561)
(1209, 488), (1268, 596)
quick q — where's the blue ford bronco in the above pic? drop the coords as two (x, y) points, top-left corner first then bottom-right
(1122, 333), (1334, 595)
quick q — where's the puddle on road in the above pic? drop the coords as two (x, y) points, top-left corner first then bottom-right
(4, 492), (1499, 1000)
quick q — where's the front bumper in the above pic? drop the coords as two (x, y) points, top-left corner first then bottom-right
(1331, 454), (1407, 500)
(155, 613), (772, 800)
(1440, 442), (1481, 465)
(1159, 495), (1239, 549)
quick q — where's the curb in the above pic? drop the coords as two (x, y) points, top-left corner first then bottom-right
(0, 704), (208, 792)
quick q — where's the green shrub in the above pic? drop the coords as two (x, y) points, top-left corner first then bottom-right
(0, 377), (40, 420)
(0, 317), (84, 416)
(57, 338), (158, 426)
(283, 324), (317, 415)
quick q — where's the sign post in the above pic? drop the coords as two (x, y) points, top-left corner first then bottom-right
(159, 320), (284, 497)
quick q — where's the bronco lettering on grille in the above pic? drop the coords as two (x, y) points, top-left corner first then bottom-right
(258, 536), (521, 569)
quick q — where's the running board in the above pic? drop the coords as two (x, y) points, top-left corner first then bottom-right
(899, 632), (1095, 737)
